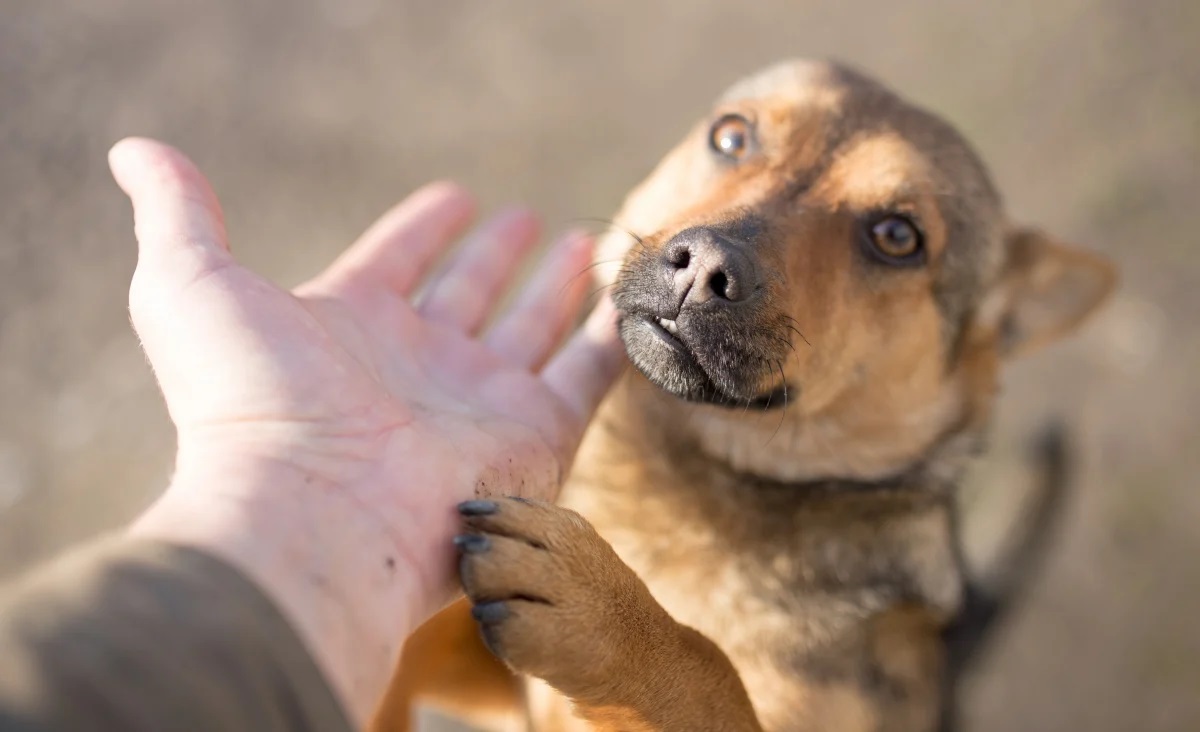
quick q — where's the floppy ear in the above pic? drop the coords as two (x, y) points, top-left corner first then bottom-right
(977, 227), (1117, 359)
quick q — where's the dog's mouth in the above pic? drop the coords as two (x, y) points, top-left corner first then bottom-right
(645, 315), (684, 351)
(618, 311), (792, 410)
(655, 316), (681, 338)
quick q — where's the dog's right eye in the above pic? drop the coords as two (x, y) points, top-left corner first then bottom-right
(709, 115), (753, 160)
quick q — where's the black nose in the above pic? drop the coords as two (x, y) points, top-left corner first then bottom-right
(662, 227), (759, 308)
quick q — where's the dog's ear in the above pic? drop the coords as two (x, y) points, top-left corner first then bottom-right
(975, 227), (1117, 359)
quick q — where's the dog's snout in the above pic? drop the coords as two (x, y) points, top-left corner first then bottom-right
(663, 228), (758, 308)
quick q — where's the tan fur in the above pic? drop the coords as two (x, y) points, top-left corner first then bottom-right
(369, 599), (521, 732)
(373, 59), (1116, 732)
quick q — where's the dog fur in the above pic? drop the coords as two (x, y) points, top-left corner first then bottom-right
(370, 58), (1116, 732)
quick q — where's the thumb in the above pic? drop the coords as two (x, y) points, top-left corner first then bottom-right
(110, 138), (239, 412)
(109, 138), (232, 307)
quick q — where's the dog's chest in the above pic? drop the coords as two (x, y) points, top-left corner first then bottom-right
(559, 472), (963, 732)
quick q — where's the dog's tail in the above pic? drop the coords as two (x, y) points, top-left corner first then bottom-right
(939, 421), (1072, 731)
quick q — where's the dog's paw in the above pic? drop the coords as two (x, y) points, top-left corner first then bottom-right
(454, 497), (663, 699)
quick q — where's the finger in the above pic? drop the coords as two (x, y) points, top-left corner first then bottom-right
(109, 138), (244, 417)
(541, 296), (626, 421)
(109, 137), (232, 281)
(318, 181), (477, 297)
(484, 230), (593, 370)
(417, 208), (542, 334)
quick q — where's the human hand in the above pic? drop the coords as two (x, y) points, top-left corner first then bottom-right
(111, 138), (623, 722)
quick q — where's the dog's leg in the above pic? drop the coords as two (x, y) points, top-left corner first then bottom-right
(370, 598), (523, 732)
(455, 497), (764, 732)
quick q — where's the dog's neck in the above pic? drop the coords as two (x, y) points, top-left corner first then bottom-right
(563, 373), (982, 618)
(614, 363), (980, 486)
(579, 371), (985, 491)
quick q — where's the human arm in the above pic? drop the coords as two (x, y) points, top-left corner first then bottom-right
(0, 137), (623, 729)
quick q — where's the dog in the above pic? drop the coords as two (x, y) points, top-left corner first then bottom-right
(370, 58), (1116, 732)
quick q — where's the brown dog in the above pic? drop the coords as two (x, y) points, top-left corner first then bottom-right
(371, 59), (1116, 732)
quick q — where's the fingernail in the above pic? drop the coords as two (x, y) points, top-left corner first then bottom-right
(471, 601), (510, 623)
(458, 499), (499, 516)
(453, 534), (491, 553)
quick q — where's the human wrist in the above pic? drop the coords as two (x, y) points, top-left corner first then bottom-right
(128, 443), (448, 724)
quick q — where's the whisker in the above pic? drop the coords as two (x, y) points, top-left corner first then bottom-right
(782, 315), (812, 347)
(563, 217), (648, 251)
(555, 258), (624, 298)
(766, 358), (788, 446)
(769, 328), (804, 376)
(766, 333), (799, 358)
(586, 283), (617, 301)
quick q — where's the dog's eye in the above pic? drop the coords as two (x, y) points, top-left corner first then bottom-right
(709, 115), (753, 160)
(866, 215), (924, 264)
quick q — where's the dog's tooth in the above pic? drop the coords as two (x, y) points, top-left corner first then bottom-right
(655, 316), (680, 336)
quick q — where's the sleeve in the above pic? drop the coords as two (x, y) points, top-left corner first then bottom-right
(0, 536), (354, 732)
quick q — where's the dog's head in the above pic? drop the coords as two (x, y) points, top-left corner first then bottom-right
(601, 60), (1115, 482)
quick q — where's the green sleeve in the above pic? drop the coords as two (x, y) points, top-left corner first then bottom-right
(0, 537), (353, 731)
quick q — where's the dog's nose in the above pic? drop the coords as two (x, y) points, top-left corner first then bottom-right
(662, 227), (758, 308)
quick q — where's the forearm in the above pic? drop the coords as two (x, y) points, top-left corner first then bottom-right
(129, 446), (462, 726)
(0, 536), (351, 732)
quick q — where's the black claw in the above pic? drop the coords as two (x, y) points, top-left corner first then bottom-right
(458, 499), (499, 516)
(479, 625), (504, 658)
(453, 534), (491, 553)
(471, 601), (510, 624)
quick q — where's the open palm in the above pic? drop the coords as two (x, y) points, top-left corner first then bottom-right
(110, 138), (625, 722)
(115, 136), (623, 582)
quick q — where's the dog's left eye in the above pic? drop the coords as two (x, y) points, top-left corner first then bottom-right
(865, 215), (925, 265)
(709, 115), (753, 160)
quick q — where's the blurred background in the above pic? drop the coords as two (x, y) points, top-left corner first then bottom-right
(0, 0), (1196, 729)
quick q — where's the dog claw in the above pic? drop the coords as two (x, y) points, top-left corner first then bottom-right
(471, 601), (510, 624)
(453, 534), (491, 553)
(458, 499), (499, 516)
(479, 625), (504, 657)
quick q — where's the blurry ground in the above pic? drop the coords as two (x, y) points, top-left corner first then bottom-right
(1, 0), (1197, 729)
